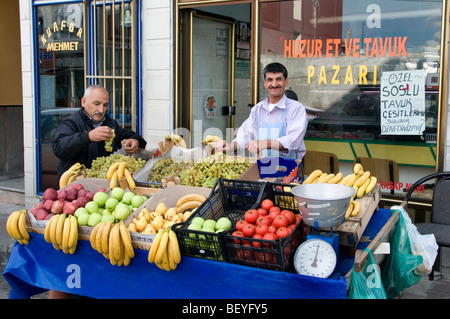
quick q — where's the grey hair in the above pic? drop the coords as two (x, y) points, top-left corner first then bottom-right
(83, 85), (108, 99)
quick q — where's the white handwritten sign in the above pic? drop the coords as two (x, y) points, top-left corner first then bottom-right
(380, 70), (426, 135)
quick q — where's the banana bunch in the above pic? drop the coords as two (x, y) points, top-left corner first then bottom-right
(90, 221), (134, 266)
(105, 128), (115, 152)
(148, 227), (181, 271)
(106, 161), (135, 189)
(165, 134), (187, 148)
(44, 213), (78, 254)
(59, 162), (86, 189)
(202, 135), (221, 147)
(6, 210), (30, 245)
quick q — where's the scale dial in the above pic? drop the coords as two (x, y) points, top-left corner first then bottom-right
(294, 238), (337, 278)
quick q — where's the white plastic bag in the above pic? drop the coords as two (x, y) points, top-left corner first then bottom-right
(391, 206), (439, 276)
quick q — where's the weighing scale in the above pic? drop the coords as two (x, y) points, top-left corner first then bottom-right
(291, 183), (355, 278)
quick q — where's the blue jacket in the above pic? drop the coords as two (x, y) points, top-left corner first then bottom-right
(52, 109), (147, 179)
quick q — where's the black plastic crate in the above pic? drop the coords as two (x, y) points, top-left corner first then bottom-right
(173, 178), (266, 262)
(223, 182), (311, 271)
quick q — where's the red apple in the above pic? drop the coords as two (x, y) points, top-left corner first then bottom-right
(43, 199), (54, 212)
(45, 213), (55, 220)
(35, 209), (49, 220)
(42, 188), (58, 201)
(63, 202), (78, 215)
(97, 188), (107, 193)
(66, 189), (78, 201)
(77, 189), (88, 198)
(35, 201), (45, 210)
(71, 183), (84, 191)
(86, 192), (94, 201)
(75, 196), (90, 208)
(51, 200), (64, 214)
(30, 207), (39, 217)
(58, 189), (68, 200)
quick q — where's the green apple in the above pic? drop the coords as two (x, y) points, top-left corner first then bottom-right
(102, 209), (112, 216)
(131, 194), (145, 208)
(201, 226), (215, 233)
(111, 187), (125, 201)
(121, 191), (135, 205)
(115, 204), (131, 220)
(187, 223), (202, 238)
(88, 213), (102, 227)
(191, 217), (205, 227)
(77, 212), (90, 226)
(215, 217), (232, 231)
(101, 214), (115, 223)
(85, 201), (99, 215)
(203, 219), (216, 230)
(105, 197), (119, 212)
(74, 207), (88, 218)
(93, 191), (108, 208)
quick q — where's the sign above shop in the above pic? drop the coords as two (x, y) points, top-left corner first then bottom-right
(40, 20), (82, 52)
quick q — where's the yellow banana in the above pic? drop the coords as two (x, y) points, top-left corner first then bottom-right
(357, 177), (371, 198)
(123, 168), (135, 190)
(168, 229), (181, 264)
(112, 223), (123, 263)
(108, 224), (118, 265)
(95, 222), (106, 253)
(66, 173), (77, 186)
(339, 173), (352, 185)
(345, 201), (354, 220)
(101, 221), (113, 254)
(117, 162), (129, 181)
(90, 221), (103, 251)
(154, 230), (169, 264)
(148, 229), (164, 263)
(123, 251), (131, 267)
(59, 163), (82, 189)
(106, 162), (121, 180)
(320, 173), (336, 183)
(119, 221), (135, 259)
(50, 214), (60, 245)
(167, 242), (177, 270)
(170, 134), (187, 148)
(302, 169), (323, 184)
(346, 173), (359, 187)
(44, 215), (55, 243)
(6, 211), (23, 240)
(356, 171), (371, 187)
(17, 211), (29, 241)
(110, 170), (118, 189)
(158, 249), (171, 271)
(55, 213), (67, 247)
(365, 176), (378, 194)
(327, 172), (343, 184)
(202, 135), (221, 146)
(68, 215), (78, 254)
(351, 200), (361, 217)
(62, 215), (72, 253)
(353, 163), (363, 174)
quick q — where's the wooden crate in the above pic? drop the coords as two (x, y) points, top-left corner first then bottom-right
(319, 184), (381, 247)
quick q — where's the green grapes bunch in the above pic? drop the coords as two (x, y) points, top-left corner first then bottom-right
(179, 154), (251, 188)
(86, 153), (146, 178)
(147, 158), (194, 183)
(104, 128), (115, 152)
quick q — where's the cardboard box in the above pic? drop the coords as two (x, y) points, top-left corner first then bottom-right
(124, 185), (212, 250)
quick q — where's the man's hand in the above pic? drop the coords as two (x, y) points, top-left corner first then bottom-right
(88, 126), (113, 142)
(245, 140), (286, 155)
(214, 140), (238, 154)
(121, 139), (139, 154)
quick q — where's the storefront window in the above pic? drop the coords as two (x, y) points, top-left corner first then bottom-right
(259, 0), (442, 191)
(37, 2), (85, 192)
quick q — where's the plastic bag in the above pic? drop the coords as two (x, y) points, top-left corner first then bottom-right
(381, 208), (423, 299)
(348, 249), (387, 299)
(391, 206), (438, 276)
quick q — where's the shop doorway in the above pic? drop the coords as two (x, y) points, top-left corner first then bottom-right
(178, 4), (252, 147)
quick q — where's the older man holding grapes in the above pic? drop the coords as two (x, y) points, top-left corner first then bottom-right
(52, 85), (147, 182)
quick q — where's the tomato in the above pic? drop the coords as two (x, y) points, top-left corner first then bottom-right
(232, 230), (244, 244)
(256, 216), (271, 226)
(255, 224), (268, 236)
(272, 214), (289, 228)
(281, 210), (296, 225)
(262, 232), (277, 241)
(287, 224), (296, 233)
(252, 234), (263, 247)
(260, 199), (274, 211)
(257, 208), (268, 216)
(244, 209), (259, 224)
(268, 207), (281, 222)
(242, 223), (256, 237)
(236, 220), (248, 231)
(275, 227), (290, 238)
(267, 225), (277, 234)
(295, 213), (302, 224)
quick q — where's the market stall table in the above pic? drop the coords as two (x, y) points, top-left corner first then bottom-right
(3, 209), (393, 299)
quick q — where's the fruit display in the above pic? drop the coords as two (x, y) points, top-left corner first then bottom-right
(85, 153), (146, 179)
(6, 209), (30, 245)
(302, 163), (378, 218)
(179, 154), (252, 188)
(148, 227), (181, 271)
(59, 162), (86, 189)
(90, 220), (135, 266)
(147, 158), (194, 184)
(29, 183), (99, 221)
(75, 187), (147, 227)
(44, 213), (78, 254)
(106, 161), (137, 189)
(186, 216), (232, 235)
(127, 194), (207, 235)
(104, 128), (115, 152)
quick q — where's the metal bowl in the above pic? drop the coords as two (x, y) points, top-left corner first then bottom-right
(291, 183), (356, 228)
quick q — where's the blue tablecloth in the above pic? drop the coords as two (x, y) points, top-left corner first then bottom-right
(2, 209), (392, 299)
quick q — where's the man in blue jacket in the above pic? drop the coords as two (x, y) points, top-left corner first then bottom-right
(52, 85), (147, 181)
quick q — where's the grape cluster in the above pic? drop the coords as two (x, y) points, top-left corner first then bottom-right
(86, 153), (146, 178)
(147, 158), (194, 183)
(104, 128), (115, 152)
(179, 154), (251, 188)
